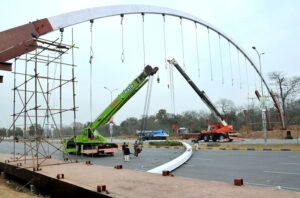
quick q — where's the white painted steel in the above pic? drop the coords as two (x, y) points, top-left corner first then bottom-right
(147, 141), (192, 174)
(47, 4), (271, 95)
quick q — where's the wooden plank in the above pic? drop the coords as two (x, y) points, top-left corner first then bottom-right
(0, 62), (12, 71)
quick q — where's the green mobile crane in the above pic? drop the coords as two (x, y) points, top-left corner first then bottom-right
(63, 65), (159, 155)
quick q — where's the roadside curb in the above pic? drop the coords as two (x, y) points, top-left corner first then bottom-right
(117, 143), (300, 152)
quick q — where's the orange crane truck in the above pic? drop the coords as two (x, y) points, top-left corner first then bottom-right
(168, 58), (242, 143)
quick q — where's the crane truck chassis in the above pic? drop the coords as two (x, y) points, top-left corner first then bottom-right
(168, 58), (240, 143)
(63, 65), (159, 155)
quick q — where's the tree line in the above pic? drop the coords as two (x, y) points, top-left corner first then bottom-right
(1, 71), (299, 138)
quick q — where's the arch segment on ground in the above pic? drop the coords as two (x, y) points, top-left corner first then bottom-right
(0, 4), (285, 129)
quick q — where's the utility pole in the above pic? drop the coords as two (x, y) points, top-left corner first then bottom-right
(104, 86), (118, 142)
(252, 46), (267, 144)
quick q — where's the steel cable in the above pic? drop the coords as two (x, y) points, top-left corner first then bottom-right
(228, 41), (234, 86)
(120, 14), (125, 63)
(89, 20), (94, 123)
(218, 34), (224, 84)
(194, 22), (200, 78)
(207, 28), (213, 81)
(180, 17), (185, 70)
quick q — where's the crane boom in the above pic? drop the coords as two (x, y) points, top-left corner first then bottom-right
(167, 58), (227, 126)
(64, 65), (159, 155)
(81, 65), (159, 141)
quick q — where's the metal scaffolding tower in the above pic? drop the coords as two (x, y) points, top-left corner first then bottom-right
(1, 36), (78, 169)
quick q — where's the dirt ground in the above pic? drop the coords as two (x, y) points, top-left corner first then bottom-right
(0, 178), (33, 198)
(239, 128), (300, 139)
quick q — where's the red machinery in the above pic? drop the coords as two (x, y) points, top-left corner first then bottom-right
(168, 59), (242, 143)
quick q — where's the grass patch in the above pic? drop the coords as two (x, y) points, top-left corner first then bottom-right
(206, 143), (221, 147)
(149, 141), (182, 146)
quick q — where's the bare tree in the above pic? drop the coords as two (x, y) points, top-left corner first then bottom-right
(268, 71), (300, 124)
(216, 98), (236, 114)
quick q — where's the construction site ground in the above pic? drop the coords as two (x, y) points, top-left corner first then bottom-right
(239, 128), (300, 139)
(0, 153), (299, 198)
(1, 138), (300, 197)
(0, 177), (36, 198)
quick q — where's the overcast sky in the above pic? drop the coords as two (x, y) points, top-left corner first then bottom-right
(1, 0), (299, 129)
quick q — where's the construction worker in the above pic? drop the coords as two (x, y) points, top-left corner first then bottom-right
(124, 145), (130, 162)
(194, 140), (199, 151)
(122, 142), (126, 159)
(134, 141), (140, 157)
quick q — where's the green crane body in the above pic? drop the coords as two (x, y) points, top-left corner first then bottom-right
(63, 65), (159, 154)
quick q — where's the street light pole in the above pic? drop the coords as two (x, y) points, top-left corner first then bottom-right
(104, 86), (118, 142)
(252, 46), (265, 95)
(252, 46), (267, 144)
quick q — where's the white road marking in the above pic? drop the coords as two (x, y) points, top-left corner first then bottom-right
(264, 170), (300, 176)
(282, 162), (300, 165)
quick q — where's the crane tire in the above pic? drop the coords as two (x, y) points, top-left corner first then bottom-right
(204, 134), (210, 142)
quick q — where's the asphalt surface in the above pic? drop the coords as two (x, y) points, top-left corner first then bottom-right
(173, 150), (300, 192)
(1, 140), (300, 192)
(0, 141), (185, 172)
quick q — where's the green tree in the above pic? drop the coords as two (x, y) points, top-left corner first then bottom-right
(29, 124), (44, 137)
(0, 128), (6, 137)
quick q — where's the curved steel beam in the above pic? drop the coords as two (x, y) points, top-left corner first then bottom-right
(48, 5), (272, 92)
(0, 4), (285, 128)
(0, 4), (271, 94)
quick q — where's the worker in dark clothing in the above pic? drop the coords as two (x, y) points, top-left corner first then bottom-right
(122, 142), (126, 159)
(124, 145), (130, 161)
(133, 141), (141, 157)
(134, 143), (139, 157)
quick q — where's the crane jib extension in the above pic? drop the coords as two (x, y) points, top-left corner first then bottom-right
(63, 65), (159, 155)
(167, 58), (227, 126)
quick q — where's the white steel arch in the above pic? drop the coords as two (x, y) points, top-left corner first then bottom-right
(47, 4), (271, 95)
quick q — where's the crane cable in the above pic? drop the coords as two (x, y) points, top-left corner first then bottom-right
(254, 68), (257, 90)
(163, 14), (167, 70)
(228, 41), (234, 86)
(120, 14), (125, 63)
(245, 57), (250, 108)
(180, 17), (185, 70)
(141, 76), (154, 134)
(89, 19), (94, 122)
(169, 61), (175, 114)
(218, 34), (224, 84)
(194, 22), (200, 78)
(237, 49), (242, 89)
(207, 28), (213, 81)
(141, 13), (146, 67)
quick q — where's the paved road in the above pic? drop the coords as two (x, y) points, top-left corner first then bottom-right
(173, 150), (300, 191)
(0, 142), (185, 172)
(2, 141), (300, 192)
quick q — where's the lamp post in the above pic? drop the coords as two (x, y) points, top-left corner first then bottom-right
(252, 46), (265, 95)
(104, 86), (118, 142)
(252, 46), (267, 144)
